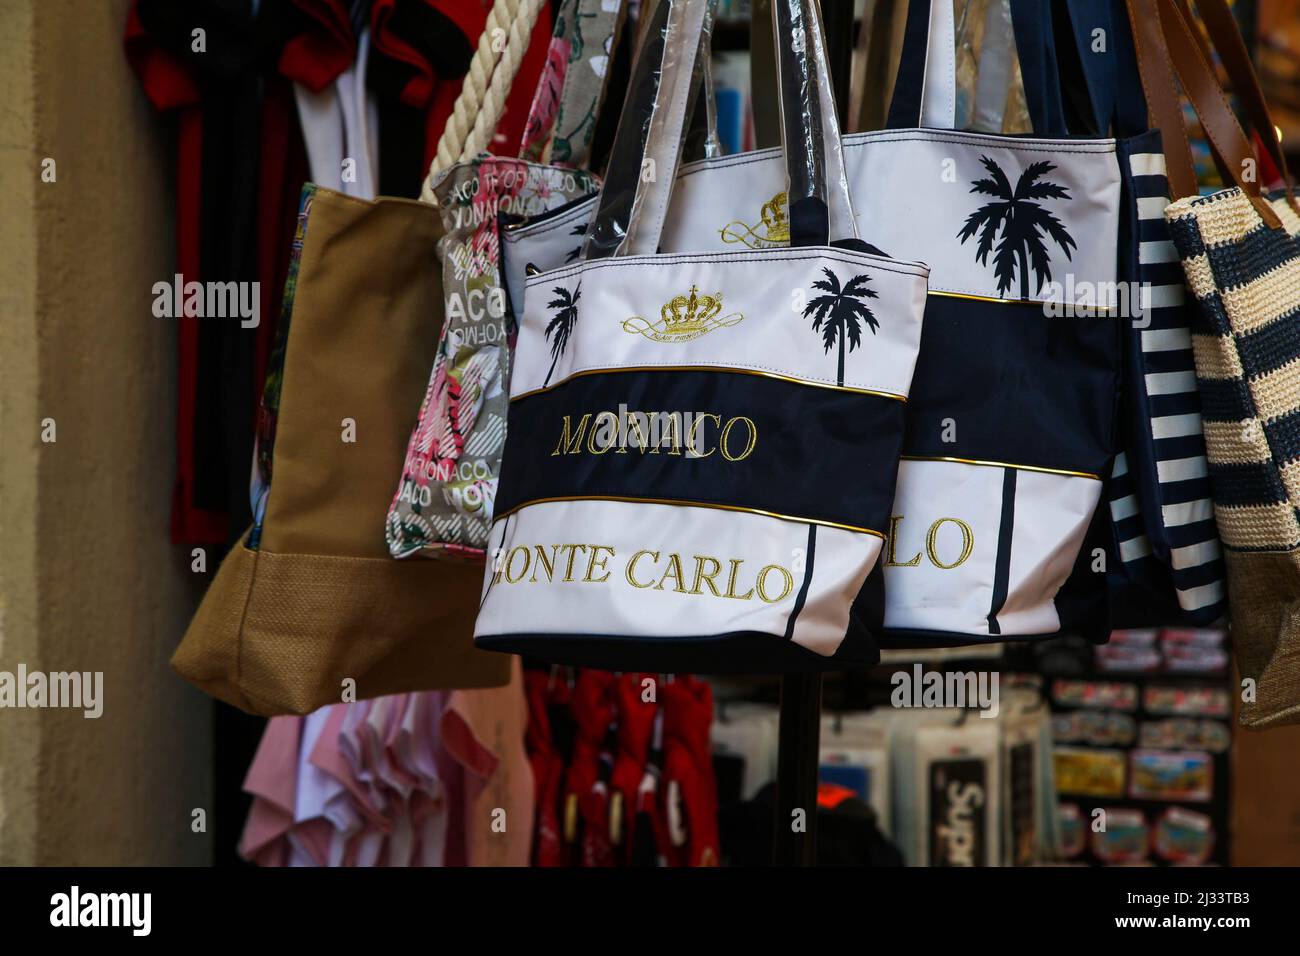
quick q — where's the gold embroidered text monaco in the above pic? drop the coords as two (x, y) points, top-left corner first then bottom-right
(552, 408), (757, 459)
(491, 544), (795, 604)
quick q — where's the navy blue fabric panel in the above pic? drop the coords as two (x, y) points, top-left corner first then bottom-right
(987, 468), (1017, 635)
(1205, 221), (1300, 291)
(1208, 461), (1287, 506)
(1263, 408), (1300, 466)
(477, 626), (879, 673)
(1141, 348), (1198, 375)
(1114, 135), (1170, 559)
(497, 369), (905, 533)
(1196, 376), (1255, 422)
(1189, 292), (1233, 338)
(901, 294), (1118, 477)
(1057, 0), (1149, 136)
(1107, 0), (1149, 136)
(783, 525), (817, 641)
(1166, 212), (1207, 259)
(885, 0), (931, 128)
(1012, 0), (1066, 136)
(1237, 307), (1300, 379)
(1058, 0), (1116, 135)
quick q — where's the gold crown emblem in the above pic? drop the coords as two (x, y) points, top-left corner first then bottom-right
(759, 192), (790, 243)
(662, 286), (725, 336)
(721, 191), (790, 248)
(622, 285), (745, 343)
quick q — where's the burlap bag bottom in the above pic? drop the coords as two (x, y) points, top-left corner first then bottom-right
(1226, 550), (1300, 728)
(173, 545), (495, 716)
(171, 186), (510, 715)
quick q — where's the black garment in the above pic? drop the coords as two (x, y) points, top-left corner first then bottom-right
(720, 782), (904, 866)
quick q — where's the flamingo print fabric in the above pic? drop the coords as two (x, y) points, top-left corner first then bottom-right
(387, 157), (598, 559)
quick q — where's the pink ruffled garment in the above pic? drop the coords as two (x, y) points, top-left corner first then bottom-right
(240, 696), (443, 867)
(239, 660), (533, 867)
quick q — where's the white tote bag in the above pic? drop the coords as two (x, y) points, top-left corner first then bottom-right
(475, 0), (929, 672)
(502, 0), (1129, 650)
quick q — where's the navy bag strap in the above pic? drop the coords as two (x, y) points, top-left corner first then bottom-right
(886, 0), (1068, 133)
(1011, 0), (1068, 136)
(1054, 0), (1149, 136)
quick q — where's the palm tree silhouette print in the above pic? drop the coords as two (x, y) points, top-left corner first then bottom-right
(958, 157), (1076, 300)
(564, 222), (586, 263)
(802, 269), (879, 387)
(543, 284), (580, 386)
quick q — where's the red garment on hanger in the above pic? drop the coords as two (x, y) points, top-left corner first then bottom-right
(564, 670), (617, 867)
(611, 674), (657, 865)
(421, 1), (554, 167)
(661, 677), (721, 867)
(279, 0), (356, 92)
(124, 2), (225, 544)
(524, 669), (571, 866)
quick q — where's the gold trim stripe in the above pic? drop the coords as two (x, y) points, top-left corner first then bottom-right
(901, 454), (1100, 480)
(928, 289), (1120, 314)
(511, 365), (908, 402)
(493, 495), (886, 538)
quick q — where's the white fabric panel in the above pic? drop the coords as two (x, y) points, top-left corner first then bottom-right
(502, 201), (594, 324)
(881, 460), (1101, 637)
(1119, 535), (1153, 562)
(1110, 494), (1139, 521)
(1150, 412), (1202, 439)
(474, 499), (879, 658)
(1179, 578), (1226, 611)
(970, 0), (1015, 132)
(510, 248), (929, 398)
(995, 469), (1100, 635)
(293, 28), (379, 199)
(505, 130), (1121, 303)
(920, 0), (958, 130)
(1156, 455), (1209, 483)
(1141, 328), (1192, 352)
(1129, 152), (1167, 177)
(623, 0), (707, 256)
(660, 130), (1121, 298)
(881, 460), (1002, 635)
(1162, 498), (1213, 527)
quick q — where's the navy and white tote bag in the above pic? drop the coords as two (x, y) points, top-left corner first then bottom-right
(1038, 0), (1227, 628)
(474, 0), (929, 672)
(501, 0), (1125, 650)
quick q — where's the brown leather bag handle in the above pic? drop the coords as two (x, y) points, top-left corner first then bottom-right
(1171, 0), (1296, 205)
(1125, 0), (1283, 228)
(1184, 0), (1298, 212)
(1124, 0), (1199, 198)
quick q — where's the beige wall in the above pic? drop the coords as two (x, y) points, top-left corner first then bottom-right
(0, 0), (211, 865)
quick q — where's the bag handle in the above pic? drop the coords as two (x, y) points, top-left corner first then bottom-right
(520, 0), (629, 167)
(969, 0), (1017, 133)
(1178, 0), (1296, 208)
(1051, 0), (1149, 137)
(1124, 0), (1284, 227)
(884, 0), (957, 129)
(774, 0), (858, 248)
(583, 0), (858, 260)
(885, 0), (1066, 134)
(420, 0), (548, 200)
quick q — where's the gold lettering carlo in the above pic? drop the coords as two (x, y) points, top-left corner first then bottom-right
(884, 515), (975, 570)
(492, 544), (795, 605)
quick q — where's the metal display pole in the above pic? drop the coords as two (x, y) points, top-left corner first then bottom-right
(773, 672), (824, 865)
(770, 0), (854, 870)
